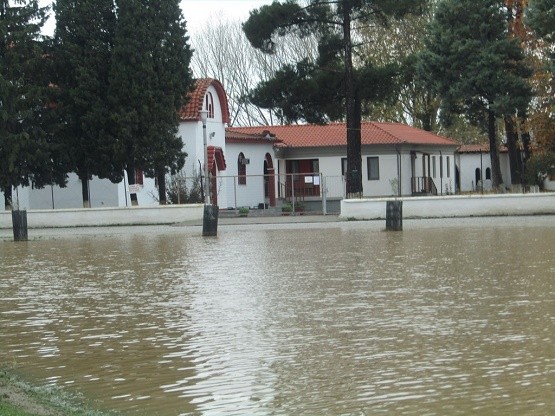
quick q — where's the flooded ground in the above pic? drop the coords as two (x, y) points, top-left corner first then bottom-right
(1, 217), (554, 415)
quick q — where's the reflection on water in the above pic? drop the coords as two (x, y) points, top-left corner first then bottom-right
(1, 218), (554, 415)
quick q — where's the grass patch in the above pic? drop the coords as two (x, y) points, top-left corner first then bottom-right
(0, 367), (118, 416)
(0, 400), (35, 416)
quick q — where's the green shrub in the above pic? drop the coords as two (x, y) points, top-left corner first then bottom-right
(524, 152), (555, 188)
(281, 203), (293, 212)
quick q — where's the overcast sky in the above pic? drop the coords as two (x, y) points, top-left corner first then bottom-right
(38, 0), (273, 37)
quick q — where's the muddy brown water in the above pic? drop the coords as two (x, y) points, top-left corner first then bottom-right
(1, 217), (554, 415)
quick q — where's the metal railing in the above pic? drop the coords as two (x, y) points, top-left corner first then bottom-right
(411, 176), (438, 195)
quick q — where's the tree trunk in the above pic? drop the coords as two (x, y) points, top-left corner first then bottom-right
(519, 116), (531, 183)
(78, 168), (91, 208)
(488, 109), (504, 190)
(157, 168), (167, 205)
(4, 186), (12, 210)
(504, 115), (522, 185)
(343, 4), (362, 198)
(126, 165), (139, 206)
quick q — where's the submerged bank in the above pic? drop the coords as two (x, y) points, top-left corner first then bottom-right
(0, 368), (117, 416)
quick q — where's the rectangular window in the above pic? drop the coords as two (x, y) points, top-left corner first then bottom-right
(341, 158), (347, 176)
(446, 156), (451, 178)
(432, 156), (436, 178)
(367, 157), (379, 180)
(290, 160), (300, 181)
(311, 159), (319, 174)
(238, 153), (247, 185)
(135, 169), (144, 185)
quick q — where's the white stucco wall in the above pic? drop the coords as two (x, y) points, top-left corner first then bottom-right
(278, 146), (457, 199)
(456, 152), (512, 192)
(0, 204), (203, 229)
(1, 174), (147, 210)
(121, 171), (159, 207)
(0, 187), (30, 210)
(363, 153), (399, 196)
(178, 84), (229, 206)
(223, 142), (276, 208)
(26, 174), (120, 209)
(179, 119), (226, 177)
(341, 193), (555, 219)
(178, 122), (203, 178)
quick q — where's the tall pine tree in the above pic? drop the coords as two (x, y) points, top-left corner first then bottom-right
(53, 0), (118, 208)
(527, 0), (555, 72)
(243, 0), (428, 197)
(109, 0), (191, 205)
(419, 0), (532, 190)
(0, 0), (64, 209)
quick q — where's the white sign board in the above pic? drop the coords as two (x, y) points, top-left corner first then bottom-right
(128, 184), (142, 194)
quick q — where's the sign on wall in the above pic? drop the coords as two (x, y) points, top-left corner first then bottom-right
(128, 184), (142, 194)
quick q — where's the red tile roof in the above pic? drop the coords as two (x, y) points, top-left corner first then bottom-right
(226, 122), (457, 148)
(225, 130), (282, 144)
(180, 78), (230, 124)
(208, 146), (226, 171)
(458, 144), (508, 153)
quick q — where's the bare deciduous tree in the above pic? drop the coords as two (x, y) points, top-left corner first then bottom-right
(190, 16), (318, 127)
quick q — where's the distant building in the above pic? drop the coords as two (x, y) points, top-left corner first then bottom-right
(228, 123), (459, 203)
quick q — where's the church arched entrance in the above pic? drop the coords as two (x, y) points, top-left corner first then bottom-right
(264, 153), (276, 207)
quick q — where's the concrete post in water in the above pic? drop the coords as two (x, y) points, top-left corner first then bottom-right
(203, 204), (219, 237)
(386, 200), (403, 231)
(199, 109), (219, 237)
(12, 210), (28, 241)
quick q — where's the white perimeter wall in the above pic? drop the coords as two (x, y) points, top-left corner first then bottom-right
(0, 204), (203, 229)
(341, 193), (555, 219)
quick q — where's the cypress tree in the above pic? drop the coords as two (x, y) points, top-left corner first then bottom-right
(418, 0), (532, 190)
(53, 0), (118, 208)
(109, 0), (192, 206)
(0, 0), (63, 210)
(145, 0), (192, 205)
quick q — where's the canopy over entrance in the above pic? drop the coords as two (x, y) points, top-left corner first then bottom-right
(208, 146), (226, 171)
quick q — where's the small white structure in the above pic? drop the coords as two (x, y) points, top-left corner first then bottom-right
(455, 144), (512, 192)
(224, 130), (279, 209)
(545, 177), (555, 191)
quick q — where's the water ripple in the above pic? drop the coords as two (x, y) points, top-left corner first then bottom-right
(0, 220), (554, 415)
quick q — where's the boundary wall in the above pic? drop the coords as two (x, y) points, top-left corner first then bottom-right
(0, 204), (204, 229)
(340, 193), (555, 220)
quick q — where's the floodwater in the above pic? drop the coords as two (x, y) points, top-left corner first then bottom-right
(1, 217), (554, 415)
